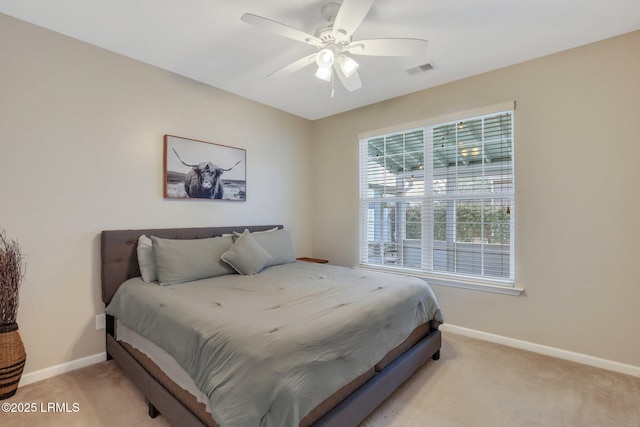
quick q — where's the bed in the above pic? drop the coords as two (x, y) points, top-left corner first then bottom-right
(101, 225), (443, 427)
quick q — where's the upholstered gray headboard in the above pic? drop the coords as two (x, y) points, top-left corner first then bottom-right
(100, 225), (283, 305)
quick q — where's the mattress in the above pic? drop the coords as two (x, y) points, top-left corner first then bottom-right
(116, 321), (212, 412)
(115, 320), (433, 427)
(106, 261), (443, 427)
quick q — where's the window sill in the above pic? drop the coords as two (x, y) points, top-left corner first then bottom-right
(358, 264), (524, 296)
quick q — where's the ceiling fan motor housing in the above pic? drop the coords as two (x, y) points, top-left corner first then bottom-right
(317, 2), (351, 45)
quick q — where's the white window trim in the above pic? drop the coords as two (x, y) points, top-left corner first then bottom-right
(358, 101), (521, 295)
(358, 101), (516, 140)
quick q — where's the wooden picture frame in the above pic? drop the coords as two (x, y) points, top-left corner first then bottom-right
(164, 135), (246, 201)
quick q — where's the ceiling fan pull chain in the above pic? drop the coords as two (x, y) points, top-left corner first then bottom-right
(331, 71), (335, 98)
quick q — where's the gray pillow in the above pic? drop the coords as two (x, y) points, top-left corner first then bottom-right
(232, 229), (295, 267)
(222, 230), (272, 275)
(151, 235), (236, 285)
(137, 235), (157, 282)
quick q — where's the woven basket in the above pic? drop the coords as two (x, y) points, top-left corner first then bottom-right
(0, 323), (26, 400)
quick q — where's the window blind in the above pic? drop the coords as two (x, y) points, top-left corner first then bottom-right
(359, 106), (515, 286)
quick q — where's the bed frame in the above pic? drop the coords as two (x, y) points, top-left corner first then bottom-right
(101, 225), (441, 427)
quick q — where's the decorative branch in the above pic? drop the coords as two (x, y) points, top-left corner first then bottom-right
(0, 230), (25, 326)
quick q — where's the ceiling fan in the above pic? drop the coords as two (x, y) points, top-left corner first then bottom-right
(241, 0), (428, 93)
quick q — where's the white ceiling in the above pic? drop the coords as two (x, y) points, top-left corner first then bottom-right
(2, 0), (640, 120)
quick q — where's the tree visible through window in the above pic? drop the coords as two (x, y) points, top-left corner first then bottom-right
(359, 106), (515, 286)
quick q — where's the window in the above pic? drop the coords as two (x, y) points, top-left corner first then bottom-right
(359, 104), (515, 289)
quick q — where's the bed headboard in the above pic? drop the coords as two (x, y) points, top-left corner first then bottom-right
(100, 225), (283, 305)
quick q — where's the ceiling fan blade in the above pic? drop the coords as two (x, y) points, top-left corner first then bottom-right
(346, 38), (429, 56)
(269, 53), (317, 78)
(241, 13), (322, 47)
(335, 64), (362, 92)
(332, 0), (375, 39)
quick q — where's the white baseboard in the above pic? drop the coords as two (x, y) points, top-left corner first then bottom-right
(20, 352), (107, 387)
(440, 324), (640, 378)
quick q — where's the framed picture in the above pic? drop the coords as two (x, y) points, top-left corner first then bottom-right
(164, 135), (246, 201)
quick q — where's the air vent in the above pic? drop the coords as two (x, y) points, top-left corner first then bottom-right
(406, 61), (436, 76)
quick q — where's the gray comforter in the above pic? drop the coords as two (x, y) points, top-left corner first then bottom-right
(106, 261), (443, 427)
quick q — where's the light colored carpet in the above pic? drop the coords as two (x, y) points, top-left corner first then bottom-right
(2, 332), (639, 426)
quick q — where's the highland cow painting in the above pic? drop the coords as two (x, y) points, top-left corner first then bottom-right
(164, 135), (246, 201)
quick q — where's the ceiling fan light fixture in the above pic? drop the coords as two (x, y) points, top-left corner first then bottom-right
(338, 54), (359, 77)
(316, 48), (335, 69)
(315, 66), (333, 81)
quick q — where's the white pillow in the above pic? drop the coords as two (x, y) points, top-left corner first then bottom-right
(221, 230), (272, 275)
(137, 235), (157, 282)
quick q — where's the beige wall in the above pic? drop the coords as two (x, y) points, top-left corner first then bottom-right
(0, 14), (313, 375)
(311, 31), (640, 367)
